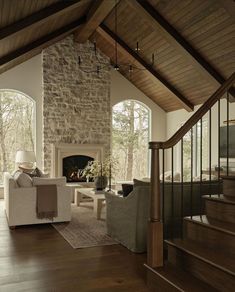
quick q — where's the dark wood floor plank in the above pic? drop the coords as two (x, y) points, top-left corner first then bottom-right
(0, 200), (149, 291)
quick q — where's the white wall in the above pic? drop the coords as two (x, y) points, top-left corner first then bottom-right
(111, 70), (166, 142)
(166, 105), (200, 139)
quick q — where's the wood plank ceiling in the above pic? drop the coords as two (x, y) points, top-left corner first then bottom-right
(0, 0), (234, 112)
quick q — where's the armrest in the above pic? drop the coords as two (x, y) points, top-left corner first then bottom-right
(32, 177), (66, 186)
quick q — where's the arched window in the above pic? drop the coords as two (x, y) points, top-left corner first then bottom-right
(0, 90), (35, 183)
(112, 99), (150, 181)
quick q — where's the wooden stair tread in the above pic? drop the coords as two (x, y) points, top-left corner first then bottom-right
(145, 262), (218, 292)
(221, 176), (235, 180)
(203, 194), (235, 205)
(184, 215), (235, 235)
(166, 239), (235, 276)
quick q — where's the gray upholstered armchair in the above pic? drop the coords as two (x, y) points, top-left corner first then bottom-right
(105, 179), (222, 252)
(105, 186), (150, 253)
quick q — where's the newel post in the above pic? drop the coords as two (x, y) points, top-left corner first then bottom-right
(147, 142), (163, 267)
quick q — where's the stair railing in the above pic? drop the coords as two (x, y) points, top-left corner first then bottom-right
(148, 72), (235, 268)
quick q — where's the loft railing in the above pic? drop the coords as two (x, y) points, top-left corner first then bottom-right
(148, 72), (235, 268)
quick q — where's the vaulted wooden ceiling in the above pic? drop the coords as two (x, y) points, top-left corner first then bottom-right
(0, 0), (234, 112)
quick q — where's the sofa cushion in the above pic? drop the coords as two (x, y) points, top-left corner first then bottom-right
(122, 184), (133, 197)
(13, 171), (33, 188)
(133, 179), (150, 188)
(32, 177), (66, 186)
(160, 171), (181, 182)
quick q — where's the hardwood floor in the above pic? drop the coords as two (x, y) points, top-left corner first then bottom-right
(0, 200), (149, 292)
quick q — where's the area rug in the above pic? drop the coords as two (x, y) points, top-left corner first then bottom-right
(52, 202), (118, 249)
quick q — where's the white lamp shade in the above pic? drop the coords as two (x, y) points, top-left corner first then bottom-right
(15, 150), (36, 163)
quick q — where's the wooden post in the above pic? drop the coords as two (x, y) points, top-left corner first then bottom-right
(147, 143), (163, 267)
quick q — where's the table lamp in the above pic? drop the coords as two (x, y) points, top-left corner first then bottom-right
(15, 150), (36, 169)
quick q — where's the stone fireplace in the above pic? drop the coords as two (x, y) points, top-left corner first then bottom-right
(51, 143), (104, 180)
(42, 36), (111, 175)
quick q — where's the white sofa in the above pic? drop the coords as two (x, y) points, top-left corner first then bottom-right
(4, 172), (72, 227)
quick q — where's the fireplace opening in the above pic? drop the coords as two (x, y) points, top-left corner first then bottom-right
(63, 155), (94, 183)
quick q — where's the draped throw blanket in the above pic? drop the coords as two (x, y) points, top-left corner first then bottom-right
(36, 184), (58, 220)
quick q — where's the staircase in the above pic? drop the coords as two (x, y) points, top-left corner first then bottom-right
(146, 73), (235, 291)
(146, 187), (235, 291)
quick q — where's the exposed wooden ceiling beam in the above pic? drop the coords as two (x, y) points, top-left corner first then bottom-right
(0, 17), (86, 74)
(74, 0), (118, 43)
(0, 0), (89, 41)
(218, 0), (235, 20)
(128, 0), (235, 98)
(98, 24), (194, 112)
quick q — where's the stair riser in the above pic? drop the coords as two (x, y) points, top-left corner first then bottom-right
(223, 178), (235, 198)
(205, 200), (235, 224)
(184, 220), (235, 255)
(168, 245), (235, 291)
(147, 269), (182, 292)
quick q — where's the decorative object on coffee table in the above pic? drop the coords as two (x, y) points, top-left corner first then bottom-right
(94, 175), (108, 190)
(82, 156), (118, 191)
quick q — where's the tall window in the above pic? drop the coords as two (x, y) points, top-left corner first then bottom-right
(112, 100), (150, 181)
(0, 90), (35, 183)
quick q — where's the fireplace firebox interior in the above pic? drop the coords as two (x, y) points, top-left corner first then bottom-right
(63, 155), (94, 182)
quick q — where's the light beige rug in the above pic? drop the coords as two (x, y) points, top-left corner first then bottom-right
(52, 202), (118, 249)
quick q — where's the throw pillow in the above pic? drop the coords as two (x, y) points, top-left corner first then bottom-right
(19, 166), (37, 178)
(122, 184), (133, 197)
(14, 171), (33, 188)
(34, 167), (46, 177)
(19, 166), (47, 178)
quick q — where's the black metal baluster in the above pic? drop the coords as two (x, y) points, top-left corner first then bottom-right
(227, 92), (229, 177)
(209, 109), (212, 197)
(171, 146), (174, 239)
(218, 99), (221, 197)
(195, 122), (198, 178)
(200, 119), (203, 216)
(191, 128), (193, 218)
(162, 149), (165, 226)
(181, 138), (184, 238)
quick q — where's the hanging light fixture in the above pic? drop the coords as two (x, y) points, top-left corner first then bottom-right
(114, 0), (119, 71)
(77, 0), (156, 75)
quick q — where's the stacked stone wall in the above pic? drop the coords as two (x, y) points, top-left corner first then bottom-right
(42, 36), (111, 173)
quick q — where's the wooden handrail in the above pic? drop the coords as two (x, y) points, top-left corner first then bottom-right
(150, 72), (235, 150)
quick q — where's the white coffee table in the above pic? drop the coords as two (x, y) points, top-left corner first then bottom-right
(75, 188), (107, 220)
(66, 183), (82, 203)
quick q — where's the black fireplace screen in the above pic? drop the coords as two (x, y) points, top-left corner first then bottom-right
(63, 155), (94, 182)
